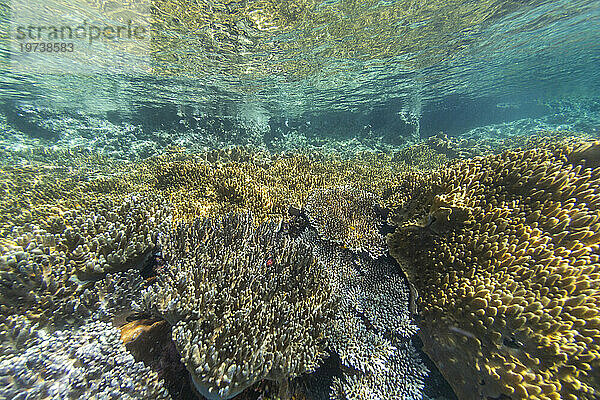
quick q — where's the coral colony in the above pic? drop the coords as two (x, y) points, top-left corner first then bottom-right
(1, 139), (599, 400)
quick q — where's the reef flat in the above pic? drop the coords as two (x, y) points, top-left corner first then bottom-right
(1, 134), (599, 400)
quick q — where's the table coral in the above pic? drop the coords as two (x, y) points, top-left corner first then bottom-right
(304, 186), (388, 259)
(140, 213), (335, 400)
(389, 140), (600, 400)
(299, 188), (427, 400)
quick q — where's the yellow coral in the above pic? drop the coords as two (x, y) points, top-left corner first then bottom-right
(304, 186), (387, 258)
(389, 140), (600, 400)
(139, 148), (423, 223)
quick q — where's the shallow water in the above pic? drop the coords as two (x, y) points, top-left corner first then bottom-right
(1, 1), (600, 400)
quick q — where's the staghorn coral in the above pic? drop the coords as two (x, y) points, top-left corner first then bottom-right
(139, 213), (335, 400)
(0, 320), (171, 399)
(0, 149), (135, 236)
(137, 148), (421, 224)
(389, 140), (600, 400)
(304, 186), (388, 259)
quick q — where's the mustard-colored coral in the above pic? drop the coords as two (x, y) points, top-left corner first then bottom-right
(0, 146), (435, 331)
(138, 148), (428, 223)
(304, 186), (387, 258)
(389, 140), (600, 400)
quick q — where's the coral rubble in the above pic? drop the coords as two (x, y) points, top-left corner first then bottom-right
(389, 140), (600, 400)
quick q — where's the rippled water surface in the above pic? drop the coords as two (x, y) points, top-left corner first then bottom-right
(1, 0), (599, 124)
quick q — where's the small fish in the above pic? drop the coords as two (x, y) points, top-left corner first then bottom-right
(408, 281), (419, 317)
(112, 311), (150, 328)
(265, 256), (274, 268)
(503, 335), (524, 349)
(275, 218), (284, 233)
(449, 325), (477, 340)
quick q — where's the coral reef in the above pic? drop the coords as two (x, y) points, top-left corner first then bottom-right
(389, 140), (600, 399)
(0, 146), (436, 399)
(57, 194), (171, 278)
(0, 228), (81, 325)
(0, 145), (432, 235)
(86, 269), (150, 323)
(0, 149), (135, 237)
(330, 338), (426, 400)
(298, 185), (427, 400)
(318, 246), (426, 400)
(419, 130), (596, 162)
(0, 314), (38, 357)
(0, 320), (171, 399)
(0, 194), (169, 326)
(139, 149), (419, 224)
(304, 186), (388, 259)
(140, 213), (335, 400)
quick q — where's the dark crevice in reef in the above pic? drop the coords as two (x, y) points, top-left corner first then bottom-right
(411, 335), (458, 400)
(122, 318), (198, 400)
(293, 352), (345, 400)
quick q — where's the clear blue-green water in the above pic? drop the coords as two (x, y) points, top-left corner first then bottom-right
(1, 1), (600, 400)
(0, 0), (599, 155)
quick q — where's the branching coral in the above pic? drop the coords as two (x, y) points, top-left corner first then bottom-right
(58, 194), (171, 278)
(299, 190), (426, 400)
(0, 320), (171, 399)
(138, 148), (420, 224)
(0, 229), (79, 324)
(330, 337), (427, 400)
(304, 186), (388, 259)
(140, 213), (335, 400)
(0, 194), (169, 326)
(85, 269), (149, 323)
(389, 140), (600, 400)
(0, 150), (135, 236)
